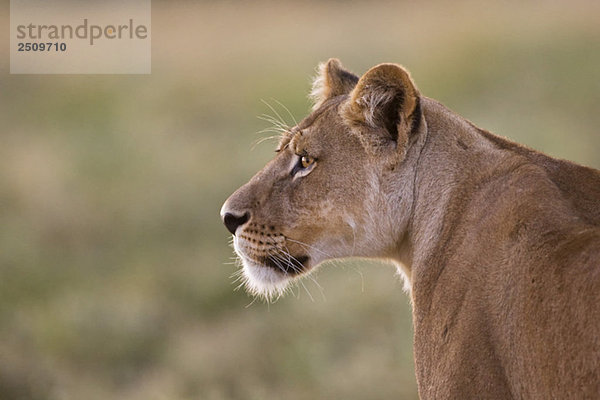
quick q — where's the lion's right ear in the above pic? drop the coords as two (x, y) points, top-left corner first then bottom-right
(309, 58), (359, 111)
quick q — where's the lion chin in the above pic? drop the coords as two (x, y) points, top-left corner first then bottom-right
(236, 255), (293, 300)
(233, 237), (312, 300)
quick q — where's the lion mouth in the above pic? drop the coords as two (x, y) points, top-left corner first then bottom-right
(233, 235), (311, 282)
(232, 235), (312, 299)
(261, 255), (310, 275)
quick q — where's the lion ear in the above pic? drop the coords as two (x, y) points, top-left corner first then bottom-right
(342, 63), (421, 146)
(309, 58), (359, 110)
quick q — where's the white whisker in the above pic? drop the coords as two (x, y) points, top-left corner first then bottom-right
(251, 134), (283, 150)
(285, 237), (335, 259)
(261, 99), (291, 131)
(257, 113), (289, 132)
(283, 244), (325, 302)
(271, 97), (298, 127)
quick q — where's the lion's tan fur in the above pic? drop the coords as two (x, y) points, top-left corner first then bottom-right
(221, 59), (600, 398)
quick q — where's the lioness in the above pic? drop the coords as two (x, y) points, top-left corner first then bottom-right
(220, 59), (600, 398)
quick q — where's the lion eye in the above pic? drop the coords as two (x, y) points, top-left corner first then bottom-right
(301, 155), (314, 169)
(291, 154), (317, 178)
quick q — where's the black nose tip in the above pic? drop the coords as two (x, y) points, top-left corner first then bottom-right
(223, 212), (250, 235)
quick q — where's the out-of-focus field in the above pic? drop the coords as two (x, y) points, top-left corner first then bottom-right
(0, 1), (598, 399)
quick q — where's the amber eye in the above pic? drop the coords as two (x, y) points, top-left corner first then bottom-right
(301, 155), (315, 169)
(291, 154), (317, 177)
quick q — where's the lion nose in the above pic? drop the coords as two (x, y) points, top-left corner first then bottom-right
(222, 211), (250, 235)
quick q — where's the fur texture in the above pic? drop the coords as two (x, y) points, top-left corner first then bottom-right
(221, 60), (600, 398)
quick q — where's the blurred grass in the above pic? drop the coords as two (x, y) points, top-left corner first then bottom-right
(0, 1), (599, 399)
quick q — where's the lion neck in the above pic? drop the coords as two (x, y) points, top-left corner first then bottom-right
(394, 97), (524, 304)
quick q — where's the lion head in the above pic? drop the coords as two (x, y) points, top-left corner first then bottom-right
(221, 59), (426, 299)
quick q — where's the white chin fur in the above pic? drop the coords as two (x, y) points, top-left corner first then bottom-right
(239, 255), (292, 300)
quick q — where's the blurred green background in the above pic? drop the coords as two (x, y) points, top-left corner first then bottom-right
(1, 1), (599, 399)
